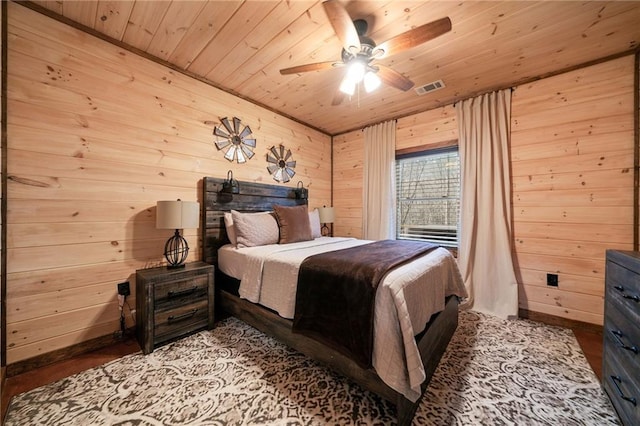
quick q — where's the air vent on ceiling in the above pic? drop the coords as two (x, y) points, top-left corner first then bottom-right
(415, 79), (445, 96)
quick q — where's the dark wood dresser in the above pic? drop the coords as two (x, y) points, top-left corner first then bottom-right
(136, 261), (215, 354)
(603, 250), (639, 425)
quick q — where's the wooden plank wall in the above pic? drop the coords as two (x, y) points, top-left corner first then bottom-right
(333, 56), (635, 325)
(511, 56), (635, 324)
(5, 3), (331, 366)
(332, 129), (364, 238)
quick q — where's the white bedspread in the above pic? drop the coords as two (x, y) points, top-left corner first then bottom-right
(218, 237), (467, 402)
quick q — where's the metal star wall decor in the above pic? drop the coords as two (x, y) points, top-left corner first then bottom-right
(213, 117), (256, 163)
(266, 145), (296, 183)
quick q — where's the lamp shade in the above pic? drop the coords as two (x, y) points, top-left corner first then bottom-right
(156, 200), (200, 229)
(317, 206), (335, 224)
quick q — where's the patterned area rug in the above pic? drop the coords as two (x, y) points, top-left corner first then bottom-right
(6, 311), (619, 425)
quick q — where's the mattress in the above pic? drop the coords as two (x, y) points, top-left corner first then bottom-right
(217, 237), (467, 401)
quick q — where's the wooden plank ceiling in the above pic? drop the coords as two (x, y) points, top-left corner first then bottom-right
(28, 1), (640, 136)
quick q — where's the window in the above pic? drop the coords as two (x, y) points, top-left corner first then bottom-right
(395, 147), (460, 247)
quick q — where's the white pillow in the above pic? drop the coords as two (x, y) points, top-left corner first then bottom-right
(231, 210), (279, 248)
(223, 212), (237, 246)
(309, 209), (321, 239)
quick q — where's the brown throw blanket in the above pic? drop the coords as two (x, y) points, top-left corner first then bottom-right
(292, 239), (438, 368)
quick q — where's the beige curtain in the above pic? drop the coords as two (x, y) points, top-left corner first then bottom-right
(363, 120), (396, 240)
(456, 89), (518, 319)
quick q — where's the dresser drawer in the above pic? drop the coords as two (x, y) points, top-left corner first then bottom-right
(604, 300), (640, 363)
(607, 257), (640, 315)
(154, 275), (209, 307)
(603, 353), (640, 426)
(603, 316), (639, 381)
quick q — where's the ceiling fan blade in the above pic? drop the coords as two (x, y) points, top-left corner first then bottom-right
(331, 89), (346, 106)
(372, 17), (452, 60)
(376, 65), (415, 91)
(280, 61), (339, 75)
(323, 0), (361, 53)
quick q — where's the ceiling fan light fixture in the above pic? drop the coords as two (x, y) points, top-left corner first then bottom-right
(339, 77), (356, 95)
(363, 71), (381, 93)
(279, 1), (451, 106)
(346, 60), (366, 83)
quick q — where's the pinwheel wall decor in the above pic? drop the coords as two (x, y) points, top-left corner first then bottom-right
(213, 117), (256, 163)
(266, 145), (296, 183)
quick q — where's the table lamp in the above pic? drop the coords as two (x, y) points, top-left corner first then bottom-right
(156, 199), (200, 268)
(317, 206), (335, 237)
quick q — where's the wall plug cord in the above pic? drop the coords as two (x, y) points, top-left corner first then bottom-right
(118, 294), (126, 336)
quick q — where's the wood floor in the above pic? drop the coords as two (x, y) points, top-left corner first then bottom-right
(1, 335), (141, 421)
(1, 327), (604, 422)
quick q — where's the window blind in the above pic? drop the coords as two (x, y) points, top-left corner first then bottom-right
(395, 148), (460, 247)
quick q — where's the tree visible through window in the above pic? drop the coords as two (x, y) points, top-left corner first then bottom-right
(395, 147), (460, 247)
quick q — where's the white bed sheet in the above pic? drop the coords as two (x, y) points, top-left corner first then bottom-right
(217, 237), (467, 402)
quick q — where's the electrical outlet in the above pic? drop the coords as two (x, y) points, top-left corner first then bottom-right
(546, 273), (558, 287)
(117, 281), (130, 296)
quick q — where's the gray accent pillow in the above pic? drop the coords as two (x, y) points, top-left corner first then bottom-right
(231, 210), (279, 248)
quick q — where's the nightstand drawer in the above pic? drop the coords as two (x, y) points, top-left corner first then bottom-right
(154, 275), (209, 307)
(154, 299), (209, 343)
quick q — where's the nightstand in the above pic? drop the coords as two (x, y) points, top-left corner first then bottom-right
(136, 261), (214, 354)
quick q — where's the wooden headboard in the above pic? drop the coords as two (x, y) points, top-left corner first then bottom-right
(202, 176), (308, 265)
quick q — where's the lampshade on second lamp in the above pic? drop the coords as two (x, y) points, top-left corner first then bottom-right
(317, 206), (335, 237)
(156, 200), (200, 268)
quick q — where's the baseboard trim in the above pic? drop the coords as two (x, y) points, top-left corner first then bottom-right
(6, 328), (135, 377)
(519, 309), (603, 334)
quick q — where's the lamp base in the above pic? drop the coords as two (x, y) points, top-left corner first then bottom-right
(321, 224), (332, 237)
(166, 263), (186, 270)
(164, 229), (189, 268)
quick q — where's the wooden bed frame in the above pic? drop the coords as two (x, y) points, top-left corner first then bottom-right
(201, 176), (458, 425)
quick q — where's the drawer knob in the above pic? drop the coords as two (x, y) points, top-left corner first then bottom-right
(613, 285), (640, 303)
(167, 309), (198, 323)
(167, 287), (198, 299)
(610, 330), (639, 354)
(610, 375), (637, 406)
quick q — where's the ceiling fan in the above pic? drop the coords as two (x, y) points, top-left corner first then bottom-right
(279, 0), (452, 105)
